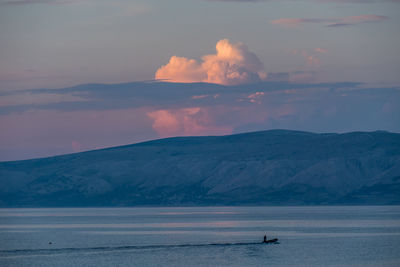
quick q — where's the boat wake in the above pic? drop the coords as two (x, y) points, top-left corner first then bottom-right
(0, 241), (279, 257)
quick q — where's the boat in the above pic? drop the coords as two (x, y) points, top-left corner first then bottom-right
(262, 238), (278, 244)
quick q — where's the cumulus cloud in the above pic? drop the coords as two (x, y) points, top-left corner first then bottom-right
(271, 15), (388, 27)
(155, 56), (206, 83)
(155, 39), (265, 85)
(147, 107), (232, 137)
(147, 109), (181, 137)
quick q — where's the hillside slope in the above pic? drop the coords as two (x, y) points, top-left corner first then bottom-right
(1, 130), (399, 206)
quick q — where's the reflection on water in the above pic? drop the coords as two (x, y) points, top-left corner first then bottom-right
(0, 206), (400, 267)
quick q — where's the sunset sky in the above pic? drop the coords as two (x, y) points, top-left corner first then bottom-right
(0, 0), (399, 161)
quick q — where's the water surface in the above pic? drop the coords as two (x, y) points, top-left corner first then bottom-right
(1, 206), (399, 266)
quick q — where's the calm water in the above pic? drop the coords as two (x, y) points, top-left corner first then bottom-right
(0, 206), (399, 266)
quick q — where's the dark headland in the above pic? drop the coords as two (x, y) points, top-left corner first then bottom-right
(0, 129), (399, 207)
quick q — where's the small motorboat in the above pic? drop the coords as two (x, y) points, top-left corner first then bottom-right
(262, 238), (278, 244)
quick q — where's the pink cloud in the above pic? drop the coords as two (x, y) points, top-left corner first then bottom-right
(271, 18), (334, 27)
(271, 15), (388, 27)
(147, 107), (232, 137)
(155, 39), (265, 85)
(147, 109), (181, 136)
(155, 56), (206, 83)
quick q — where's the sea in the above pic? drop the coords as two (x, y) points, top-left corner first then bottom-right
(0, 206), (399, 267)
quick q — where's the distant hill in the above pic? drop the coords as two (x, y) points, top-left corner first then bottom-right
(0, 130), (399, 207)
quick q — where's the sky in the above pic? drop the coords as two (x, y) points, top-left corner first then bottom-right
(0, 0), (399, 161)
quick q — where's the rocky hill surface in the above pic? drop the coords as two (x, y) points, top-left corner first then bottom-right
(1, 130), (399, 206)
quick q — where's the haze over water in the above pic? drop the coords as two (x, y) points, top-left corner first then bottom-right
(1, 206), (399, 266)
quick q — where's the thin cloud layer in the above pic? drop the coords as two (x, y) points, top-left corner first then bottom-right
(271, 15), (388, 27)
(155, 39), (265, 85)
(1, 81), (399, 161)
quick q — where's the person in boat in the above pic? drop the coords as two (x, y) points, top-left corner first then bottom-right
(263, 234), (267, 243)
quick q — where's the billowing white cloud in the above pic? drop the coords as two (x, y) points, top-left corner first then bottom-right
(155, 39), (265, 85)
(155, 56), (206, 83)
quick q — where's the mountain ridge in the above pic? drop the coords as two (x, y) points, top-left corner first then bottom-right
(1, 129), (399, 207)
